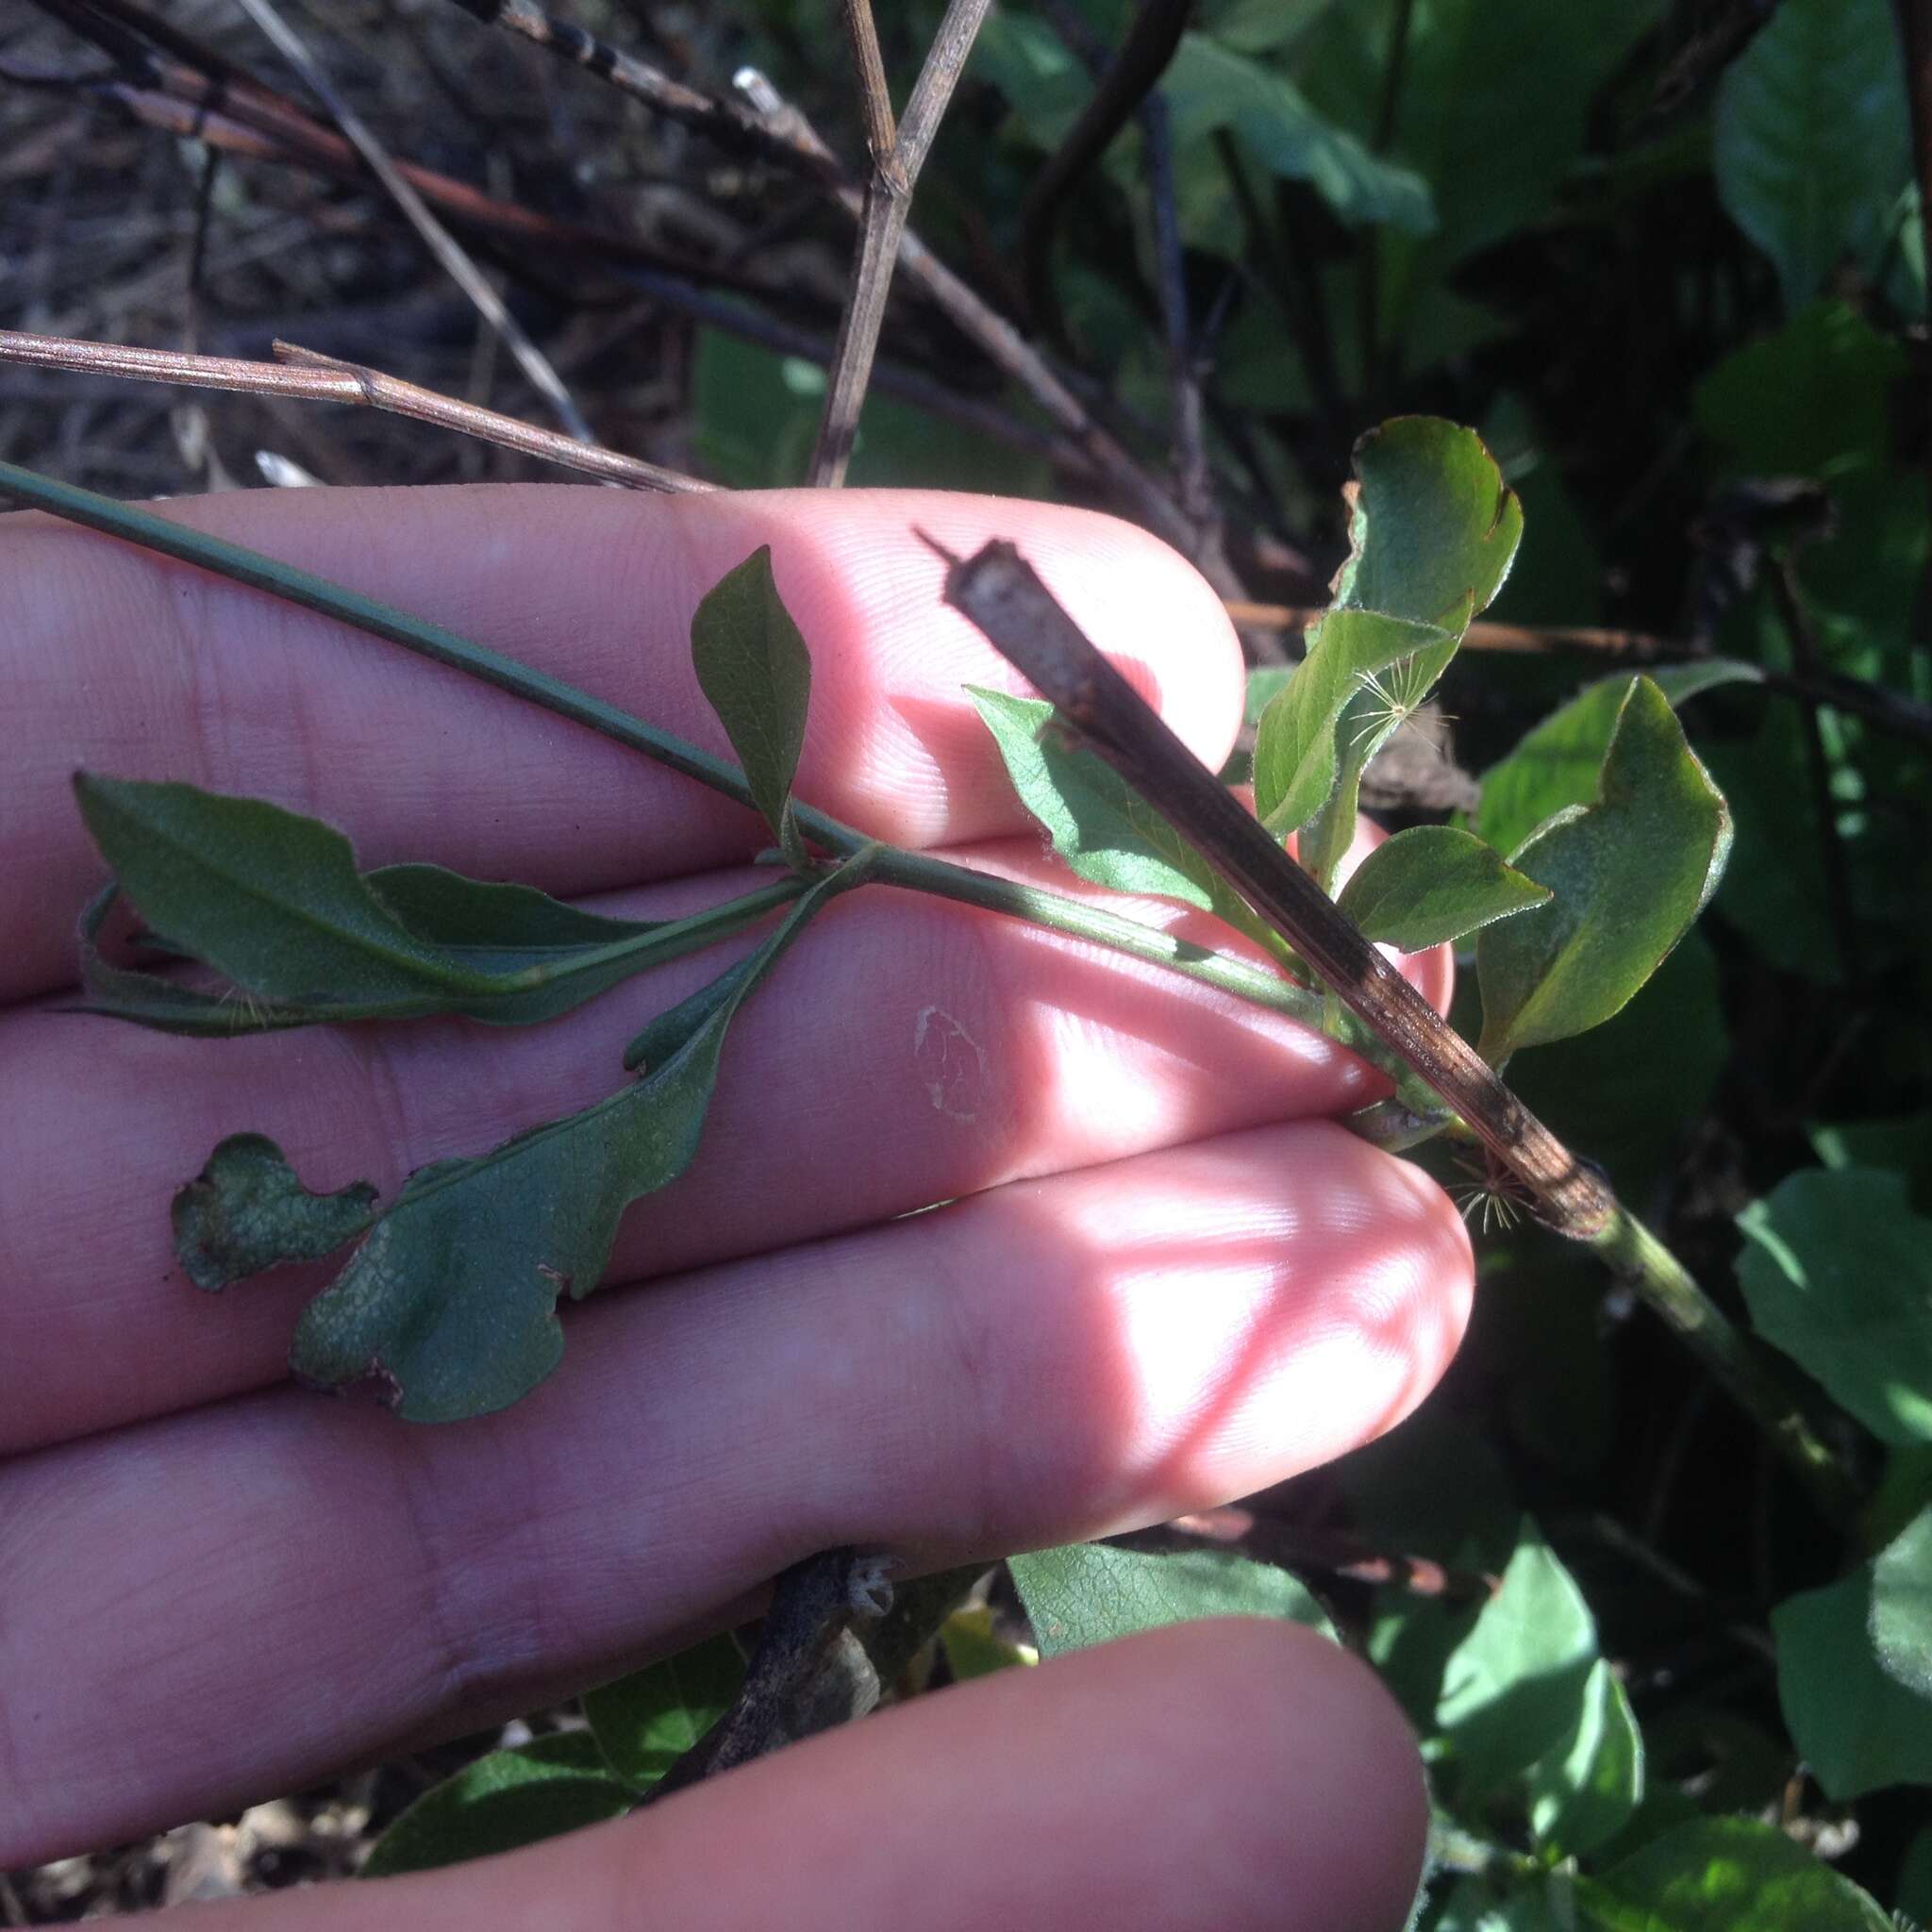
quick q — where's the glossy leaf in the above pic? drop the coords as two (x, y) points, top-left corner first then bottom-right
(1436, 1520), (1597, 1794)
(691, 545), (811, 851)
(1251, 610), (1453, 835)
(1585, 1816), (1890, 1931)
(75, 774), (800, 1030)
(1475, 678), (1732, 1061)
(1736, 1167), (1932, 1445)
(582, 1633), (744, 1791)
(1712, 0), (1910, 309)
(967, 687), (1279, 953)
(1525, 1657), (1644, 1858)
(1337, 824), (1550, 951)
(173, 1134), (377, 1291)
(1474, 660), (1763, 866)
(1008, 1542), (1333, 1659)
(266, 873), (846, 1422)
(1774, 1527), (1932, 1800)
(360, 1733), (629, 1878)
(1332, 417), (1524, 631)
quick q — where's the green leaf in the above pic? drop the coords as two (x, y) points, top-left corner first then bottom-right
(691, 546), (811, 852)
(1437, 1520), (1597, 1795)
(360, 1733), (630, 1878)
(1736, 1167), (1932, 1446)
(1525, 1657), (1644, 1858)
(1474, 662), (1764, 867)
(74, 775), (802, 1031)
(1712, 0), (1911, 310)
(1337, 825), (1550, 951)
(582, 1633), (744, 1791)
(1251, 610), (1453, 835)
(1874, 1507), (1932, 1699)
(276, 869), (851, 1422)
(1008, 1542), (1334, 1658)
(173, 1134), (377, 1291)
(1475, 678), (1732, 1060)
(1162, 34), (1436, 233)
(1585, 1816), (1890, 1931)
(967, 687), (1281, 954)
(939, 1603), (1038, 1681)
(1333, 417), (1524, 630)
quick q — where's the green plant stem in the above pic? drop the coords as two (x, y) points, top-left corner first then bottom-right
(1589, 1203), (1860, 1524)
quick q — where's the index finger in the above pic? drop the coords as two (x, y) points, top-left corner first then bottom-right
(0, 485), (1242, 1004)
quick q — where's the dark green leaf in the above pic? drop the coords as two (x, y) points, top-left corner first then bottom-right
(360, 1733), (629, 1878)
(1333, 417), (1524, 630)
(1008, 1542), (1334, 1658)
(281, 872), (849, 1421)
(1475, 678), (1732, 1060)
(1436, 1519), (1597, 1795)
(1874, 1507), (1932, 1700)
(1162, 35), (1435, 233)
(1474, 662), (1763, 866)
(967, 687), (1281, 955)
(172, 1134), (377, 1291)
(1586, 1816), (1890, 1930)
(1337, 825), (1550, 951)
(582, 1633), (744, 1791)
(1525, 1657), (1644, 1858)
(1736, 1168), (1932, 1445)
(1712, 0), (1911, 309)
(623, 955), (758, 1073)
(75, 775), (799, 1031)
(691, 546), (811, 850)
(1251, 610), (1454, 835)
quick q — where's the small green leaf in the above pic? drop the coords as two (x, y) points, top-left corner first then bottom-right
(1525, 1657), (1644, 1858)
(940, 1603), (1038, 1681)
(1586, 1815), (1891, 1931)
(1474, 661), (1763, 866)
(172, 1134), (377, 1291)
(1475, 678), (1732, 1061)
(1008, 1542), (1334, 1658)
(1251, 610), (1453, 835)
(1437, 1519), (1597, 1796)
(1874, 1503), (1932, 1700)
(1712, 0), (1911, 310)
(967, 687), (1280, 955)
(1338, 825), (1550, 951)
(74, 775), (802, 1031)
(1333, 417), (1524, 631)
(582, 1633), (744, 1791)
(1737, 1168), (1932, 1446)
(691, 546), (812, 849)
(622, 955), (759, 1073)
(360, 1733), (630, 1878)
(278, 870), (850, 1421)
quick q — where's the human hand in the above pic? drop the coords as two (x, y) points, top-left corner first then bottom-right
(0, 486), (1471, 1926)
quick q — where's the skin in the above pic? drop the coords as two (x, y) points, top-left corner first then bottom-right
(0, 486), (1471, 1927)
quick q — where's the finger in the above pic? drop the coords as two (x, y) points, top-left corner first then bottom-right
(0, 1119), (1471, 1857)
(0, 486), (1241, 1001)
(208, 1621), (1427, 1932)
(4, 827), (1441, 1453)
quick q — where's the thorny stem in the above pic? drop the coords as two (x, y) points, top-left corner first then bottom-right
(0, 459), (1859, 1523)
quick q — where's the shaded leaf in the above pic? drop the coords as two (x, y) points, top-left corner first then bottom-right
(583, 1633), (744, 1791)
(1475, 679), (1732, 1060)
(1474, 661), (1763, 866)
(1585, 1815), (1890, 1930)
(1712, 0), (1911, 309)
(623, 954), (759, 1073)
(1008, 1542), (1334, 1659)
(691, 546), (810, 850)
(1251, 610), (1453, 835)
(360, 1733), (629, 1878)
(1437, 1519), (1597, 1795)
(1337, 824), (1550, 951)
(275, 870), (851, 1422)
(173, 1134), (377, 1291)
(1526, 1657), (1644, 1858)
(968, 687), (1281, 954)
(1737, 1167), (1932, 1446)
